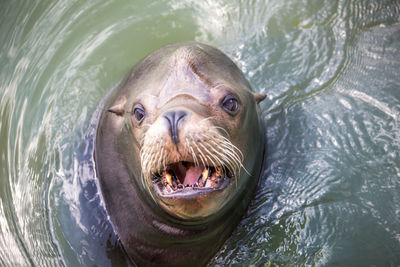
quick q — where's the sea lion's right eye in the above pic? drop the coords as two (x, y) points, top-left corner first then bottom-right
(133, 104), (145, 124)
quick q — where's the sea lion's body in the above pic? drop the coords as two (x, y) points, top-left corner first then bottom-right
(95, 42), (265, 266)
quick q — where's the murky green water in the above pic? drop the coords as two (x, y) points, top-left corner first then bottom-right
(1, 0), (399, 266)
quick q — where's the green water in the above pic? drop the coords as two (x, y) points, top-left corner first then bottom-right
(0, 0), (399, 266)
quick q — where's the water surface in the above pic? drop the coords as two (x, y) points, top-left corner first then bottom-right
(0, 0), (399, 266)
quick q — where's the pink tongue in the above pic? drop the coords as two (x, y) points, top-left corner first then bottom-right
(167, 162), (204, 185)
(183, 164), (204, 185)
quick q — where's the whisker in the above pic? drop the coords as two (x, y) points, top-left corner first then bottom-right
(191, 136), (207, 167)
(157, 147), (164, 172)
(186, 138), (199, 167)
(197, 137), (226, 168)
(210, 126), (230, 138)
(199, 116), (217, 124)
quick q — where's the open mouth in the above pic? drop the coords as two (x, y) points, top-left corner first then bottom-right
(152, 161), (232, 196)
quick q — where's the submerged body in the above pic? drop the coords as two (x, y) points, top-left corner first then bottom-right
(95, 42), (265, 266)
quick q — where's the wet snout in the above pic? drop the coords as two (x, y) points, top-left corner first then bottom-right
(163, 110), (187, 144)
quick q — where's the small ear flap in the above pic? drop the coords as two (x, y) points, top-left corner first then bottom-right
(107, 96), (126, 116)
(254, 93), (266, 103)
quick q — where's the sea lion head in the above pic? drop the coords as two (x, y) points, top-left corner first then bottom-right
(106, 42), (265, 220)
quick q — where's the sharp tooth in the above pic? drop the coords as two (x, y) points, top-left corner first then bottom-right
(197, 175), (202, 187)
(165, 172), (172, 187)
(202, 168), (209, 184)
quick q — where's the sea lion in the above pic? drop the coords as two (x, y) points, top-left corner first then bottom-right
(95, 41), (265, 266)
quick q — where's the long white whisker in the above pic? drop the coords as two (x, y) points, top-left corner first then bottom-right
(208, 138), (246, 176)
(197, 139), (226, 168)
(210, 126), (230, 138)
(199, 116), (217, 124)
(218, 135), (244, 160)
(186, 138), (199, 167)
(157, 147), (164, 172)
(191, 136), (207, 167)
(208, 139), (240, 165)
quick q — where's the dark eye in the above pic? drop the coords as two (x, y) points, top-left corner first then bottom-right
(221, 96), (240, 115)
(133, 105), (145, 124)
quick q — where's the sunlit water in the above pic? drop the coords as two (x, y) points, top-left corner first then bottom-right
(1, 0), (399, 266)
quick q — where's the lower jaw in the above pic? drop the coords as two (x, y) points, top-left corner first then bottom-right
(154, 177), (231, 198)
(154, 184), (235, 219)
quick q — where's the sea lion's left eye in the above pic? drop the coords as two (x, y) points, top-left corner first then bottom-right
(133, 105), (146, 124)
(221, 96), (240, 115)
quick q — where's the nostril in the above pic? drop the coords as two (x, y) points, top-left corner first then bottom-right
(163, 110), (187, 144)
(175, 111), (187, 125)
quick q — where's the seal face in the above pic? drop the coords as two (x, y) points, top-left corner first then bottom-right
(95, 42), (265, 266)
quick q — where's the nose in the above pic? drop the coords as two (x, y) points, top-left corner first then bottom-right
(163, 110), (187, 144)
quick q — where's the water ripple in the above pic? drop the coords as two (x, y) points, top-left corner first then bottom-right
(1, 0), (400, 266)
